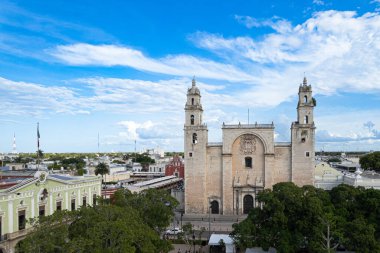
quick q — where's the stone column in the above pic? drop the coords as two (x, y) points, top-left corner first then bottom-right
(222, 154), (233, 215)
(7, 199), (13, 234)
(264, 153), (275, 188)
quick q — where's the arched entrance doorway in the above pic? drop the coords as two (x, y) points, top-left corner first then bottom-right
(243, 195), (254, 214)
(210, 200), (219, 214)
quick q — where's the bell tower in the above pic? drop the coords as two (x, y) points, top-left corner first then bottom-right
(184, 78), (208, 214)
(297, 77), (314, 125)
(185, 78), (203, 127)
(291, 77), (316, 186)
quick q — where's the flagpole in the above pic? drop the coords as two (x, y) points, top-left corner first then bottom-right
(37, 122), (40, 171)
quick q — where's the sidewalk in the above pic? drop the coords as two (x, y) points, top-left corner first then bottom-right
(171, 213), (247, 234)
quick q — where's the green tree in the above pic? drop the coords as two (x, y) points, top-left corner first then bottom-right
(18, 189), (178, 253)
(131, 153), (155, 171)
(114, 188), (179, 233)
(232, 183), (321, 252)
(360, 151), (380, 172)
(17, 210), (74, 253)
(181, 222), (195, 252)
(95, 162), (109, 185)
(18, 205), (172, 253)
(76, 168), (86, 176)
(343, 217), (380, 253)
(327, 157), (341, 163)
(36, 149), (44, 159)
(62, 157), (86, 171)
(232, 183), (380, 253)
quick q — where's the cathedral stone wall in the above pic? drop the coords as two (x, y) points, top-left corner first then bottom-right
(231, 135), (265, 188)
(273, 145), (292, 183)
(205, 146), (223, 212)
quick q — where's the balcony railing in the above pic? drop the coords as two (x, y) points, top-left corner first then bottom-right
(222, 123), (274, 129)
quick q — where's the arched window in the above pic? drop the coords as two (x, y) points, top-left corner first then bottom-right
(191, 98), (194, 105)
(192, 133), (197, 144)
(304, 115), (309, 124)
(243, 195), (254, 214)
(245, 157), (252, 168)
(304, 95), (308, 103)
(210, 200), (219, 214)
(190, 115), (194, 125)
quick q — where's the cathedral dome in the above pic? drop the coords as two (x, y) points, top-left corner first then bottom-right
(188, 78), (200, 95)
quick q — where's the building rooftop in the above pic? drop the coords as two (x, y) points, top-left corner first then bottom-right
(222, 123), (274, 129)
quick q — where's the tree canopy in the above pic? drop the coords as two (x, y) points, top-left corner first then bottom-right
(17, 189), (178, 253)
(327, 157), (341, 163)
(95, 162), (110, 184)
(131, 153), (155, 165)
(232, 183), (380, 253)
(360, 151), (380, 172)
(61, 157), (86, 170)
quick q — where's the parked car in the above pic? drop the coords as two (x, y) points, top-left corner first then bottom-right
(165, 227), (183, 235)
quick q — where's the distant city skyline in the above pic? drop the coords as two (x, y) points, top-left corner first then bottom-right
(1, 0), (380, 153)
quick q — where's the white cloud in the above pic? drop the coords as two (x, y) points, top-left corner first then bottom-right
(315, 109), (380, 150)
(0, 75), (241, 118)
(101, 119), (184, 150)
(41, 11), (380, 110)
(313, 0), (325, 6)
(0, 2), (116, 60)
(117, 120), (154, 141)
(50, 43), (254, 82)
(192, 10), (380, 101)
(0, 77), (84, 116)
(234, 15), (292, 33)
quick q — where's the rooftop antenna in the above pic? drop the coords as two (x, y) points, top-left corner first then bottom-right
(97, 132), (100, 153)
(248, 108), (250, 125)
(12, 132), (17, 154)
(37, 122), (40, 170)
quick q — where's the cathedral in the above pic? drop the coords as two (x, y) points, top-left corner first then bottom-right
(184, 78), (316, 215)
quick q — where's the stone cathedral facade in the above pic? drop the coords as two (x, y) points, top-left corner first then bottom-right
(184, 78), (316, 215)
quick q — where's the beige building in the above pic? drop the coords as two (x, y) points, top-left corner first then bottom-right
(184, 78), (316, 215)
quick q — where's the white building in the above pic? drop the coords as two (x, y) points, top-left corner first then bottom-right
(315, 162), (380, 190)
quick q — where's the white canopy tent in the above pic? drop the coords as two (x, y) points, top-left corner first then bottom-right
(208, 234), (235, 253)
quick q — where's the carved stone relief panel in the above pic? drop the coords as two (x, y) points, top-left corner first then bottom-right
(239, 135), (256, 155)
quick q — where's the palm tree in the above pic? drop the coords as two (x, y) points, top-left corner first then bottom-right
(95, 162), (109, 186)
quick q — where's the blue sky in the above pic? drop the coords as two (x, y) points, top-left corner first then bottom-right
(1, 0), (380, 153)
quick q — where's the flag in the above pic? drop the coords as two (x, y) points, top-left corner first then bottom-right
(37, 122), (40, 150)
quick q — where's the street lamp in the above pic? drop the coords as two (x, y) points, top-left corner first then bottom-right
(180, 209), (184, 229)
(208, 202), (212, 239)
(192, 232), (196, 253)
